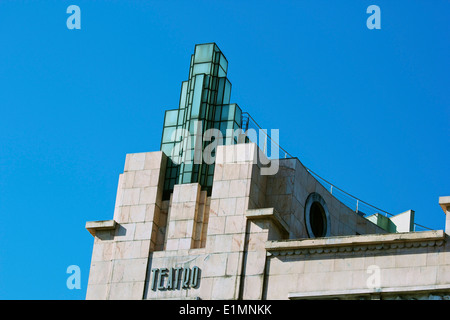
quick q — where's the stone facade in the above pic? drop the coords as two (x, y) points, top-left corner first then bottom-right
(85, 143), (450, 300)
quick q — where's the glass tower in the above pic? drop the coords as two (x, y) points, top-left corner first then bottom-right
(160, 43), (243, 199)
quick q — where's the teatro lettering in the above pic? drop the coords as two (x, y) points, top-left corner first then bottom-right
(150, 266), (201, 291)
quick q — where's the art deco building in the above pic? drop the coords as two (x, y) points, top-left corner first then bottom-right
(85, 43), (450, 300)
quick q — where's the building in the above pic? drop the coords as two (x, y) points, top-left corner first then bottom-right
(85, 43), (450, 300)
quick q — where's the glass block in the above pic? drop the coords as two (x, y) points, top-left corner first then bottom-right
(192, 75), (204, 116)
(220, 121), (229, 136)
(184, 163), (193, 172)
(164, 110), (178, 126)
(219, 54), (228, 72)
(194, 43), (214, 63)
(202, 89), (208, 103)
(214, 105), (221, 122)
(162, 126), (176, 143)
(217, 78), (225, 104)
(235, 105), (242, 124)
(179, 81), (188, 108)
(207, 175), (213, 186)
(182, 172), (192, 184)
(161, 143), (174, 157)
(223, 80), (231, 104)
(221, 105), (229, 121)
(177, 109), (185, 125)
(193, 164), (200, 174)
(228, 104), (236, 121)
(193, 62), (212, 75)
(200, 103), (207, 119)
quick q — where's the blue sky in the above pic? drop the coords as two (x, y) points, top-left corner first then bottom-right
(0, 1), (448, 299)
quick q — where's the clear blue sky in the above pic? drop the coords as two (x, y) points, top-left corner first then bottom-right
(0, 1), (448, 299)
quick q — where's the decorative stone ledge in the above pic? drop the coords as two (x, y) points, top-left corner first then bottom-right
(246, 208), (290, 236)
(266, 230), (446, 256)
(288, 284), (450, 300)
(439, 196), (450, 213)
(86, 220), (117, 236)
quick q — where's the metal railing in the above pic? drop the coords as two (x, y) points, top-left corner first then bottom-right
(241, 112), (433, 232)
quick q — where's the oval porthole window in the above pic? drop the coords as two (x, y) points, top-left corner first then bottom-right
(305, 193), (330, 238)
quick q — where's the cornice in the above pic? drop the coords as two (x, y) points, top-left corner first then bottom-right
(266, 230), (446, 256)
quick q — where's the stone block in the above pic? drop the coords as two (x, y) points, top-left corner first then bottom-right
(211, 180), (230, 199)
(211, 276), (238, 299)
(219, 198), (237, 216)
(144, 152), (164, 170)
(133, 170), (152, 188)
(114, 240), (148, 260)
(203, 253), (228, 277)
(122, 188), (140, 206)
(86, 284), (108, 300)
(125, 153), (146, 172)
(139, 186), (158, 205)
(108, 282), (145, 300)
(88, 261), (112, 285)
(225, 215), (246, 234)
(91, 242), (114, 262)
(111, 258), (148, 283)
(114, 223), (136, 241)
(229, 179), (249, 198)
(129, 205), (146, 223)
(134, 222), (153, 240)
(242, 275), (264, 299)
(206, 216), (226, 235)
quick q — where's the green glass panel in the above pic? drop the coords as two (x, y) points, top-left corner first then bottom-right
(192, 75), (204, 117)
(220, 121), (228, 136)
(161, 143), (174, 157)
(213, 64), (219, 77)
(219, 54), (228, 72)
(221, 105), (229, 121)
(223, 80), (231, 104)
(235, 105), (242, 125)
(179, 81), (188, 108)
(164, 110), (178, 126)
(202, 89), (208, 103)
(228, 104), (235, 121)
(184, 163), (193, 172)
(193, 62), (211, 75)
(194, 43), (214, 63)
(217, 78), (225, 104)
(214, 105), (221, 121)
(204, 75), (210, 88)
(200, 103), (207, 119)
(162, 126), (176, 143)
(177, 109), (185, 125)
(182, 172), (192, 183)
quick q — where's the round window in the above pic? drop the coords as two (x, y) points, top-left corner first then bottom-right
(305, 193), (330, 238)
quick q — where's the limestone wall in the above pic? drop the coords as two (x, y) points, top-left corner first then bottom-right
(264, 231), (450, 299)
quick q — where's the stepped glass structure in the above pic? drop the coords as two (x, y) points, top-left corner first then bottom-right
(85, 43), (450, 300)
(160, 43), (242, 199)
